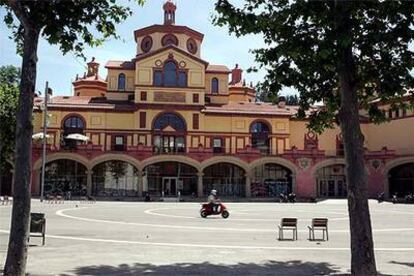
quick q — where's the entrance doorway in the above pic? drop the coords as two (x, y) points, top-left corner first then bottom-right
(318, 178), (347, 197)
(316, 164), (347, 198)
(162, 177), (181, 196)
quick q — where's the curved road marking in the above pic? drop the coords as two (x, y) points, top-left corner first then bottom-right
(0, 229), (413, 251)
(56, 207), (414, 233)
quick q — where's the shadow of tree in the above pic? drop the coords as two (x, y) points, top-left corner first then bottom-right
(390, 261), (414, 268)
(61, 260), (350, 276)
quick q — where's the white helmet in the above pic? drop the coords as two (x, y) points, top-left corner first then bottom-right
(211, 189), (217, 196)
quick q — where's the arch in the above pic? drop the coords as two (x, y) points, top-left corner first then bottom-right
(33, 153), (90, 171)
(211, 78), (219, 94)
(61, 113), (86, 129)
(383, 157), (414, 198)
(90, 154), (140, 171)
(249, 157), (297, 177)
(140, 155), (201, 172)
(311, 158), (346, 177)
(118, 73), (126, 90)
(201, 156), (249, 173)
(250, 120), (272, 133)
(152, 111), (187, 131)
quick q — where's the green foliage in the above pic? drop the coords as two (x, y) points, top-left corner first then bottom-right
(1, 0), (145, 58)
(214, 0), (414, 133)
(0, 65), (20, 171)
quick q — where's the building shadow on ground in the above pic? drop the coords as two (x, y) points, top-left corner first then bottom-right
(59, 260), (353, 276)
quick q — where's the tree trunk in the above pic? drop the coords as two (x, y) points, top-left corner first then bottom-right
(4, 27), (40, 276)
(335, 1), (377, 275)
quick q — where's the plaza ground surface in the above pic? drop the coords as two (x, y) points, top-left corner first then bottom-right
(0, 199), (413, 276)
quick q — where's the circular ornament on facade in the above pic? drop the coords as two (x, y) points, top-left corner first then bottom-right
(155, 59), (163, 67)
(161, 34), (179, 46)
(179, 61), (186, 68)
(141, 36), (153, 53)
(186, 38), (198, 54)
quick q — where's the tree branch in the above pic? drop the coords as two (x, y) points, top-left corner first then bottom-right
(6, 0), (35, 30)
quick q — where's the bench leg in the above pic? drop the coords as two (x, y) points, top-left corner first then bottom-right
(326, 229), (329, 241)
(42, 234), (45, 246)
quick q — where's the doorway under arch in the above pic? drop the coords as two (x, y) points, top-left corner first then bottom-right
(92, 160), (139, 197)
(144, 161), (198, 197)
(388, 163), (414, 197)
(203, 162), (246, 197)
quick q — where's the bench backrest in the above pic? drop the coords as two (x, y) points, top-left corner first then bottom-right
(281, 218), (297, 227)
(312, 218), (328, 227)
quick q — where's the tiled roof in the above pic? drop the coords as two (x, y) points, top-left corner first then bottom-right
(206, 65), (230, 73)
(204, 102), (300, 116)
(34, 96), (136, 111)
(105, 60), (135, 70)
(73, 75), (106, 83)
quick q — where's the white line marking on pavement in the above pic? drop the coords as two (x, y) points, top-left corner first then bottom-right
(0, 229), (413, 251)
(55, 207), (414, 234)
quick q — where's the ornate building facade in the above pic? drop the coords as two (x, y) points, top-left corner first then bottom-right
(2, 2), (413, 199)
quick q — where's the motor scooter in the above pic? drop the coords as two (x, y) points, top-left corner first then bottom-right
(200, 202), (229, 218)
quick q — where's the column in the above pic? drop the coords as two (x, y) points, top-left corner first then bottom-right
(87, 170), (92, 196)
(197, 172), (203, 198)
(245, 173), (252, 198)
(137, 170), (143, 197)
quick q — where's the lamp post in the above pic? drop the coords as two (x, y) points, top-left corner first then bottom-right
(40, 82), (52, 202)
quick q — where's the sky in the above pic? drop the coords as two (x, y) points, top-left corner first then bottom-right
(0, 0), (295, 96)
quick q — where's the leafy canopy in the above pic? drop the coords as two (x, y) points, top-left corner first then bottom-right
(0, 65), (20, 170)
(1, 0), (145, 58)
(214, 0), (414, 133)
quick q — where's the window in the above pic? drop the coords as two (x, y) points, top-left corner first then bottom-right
(250, 121), (270, 154)
(154, 113), (186, 131)
(164, 61), (177, 86)
(186, 38), (198, 54)
(64, 116), (84, 130)
(118, 73), (126, 91)
(140, 112), (146, 128)
(154, 70), (162, 86)
(213, 138), (223, 153)
(193, 94), (199, 103)
(388, 109), (393, 119)
(141, 36), (153, 53)
(113, 136), (125, 151)
(140, 91), (147, 101)
(161, 34), (178, 46)
(178, 71), (187, 87)
(395, 108), (400, 118)
(192, 114), (199, 130)
(211, 78), (219, 94)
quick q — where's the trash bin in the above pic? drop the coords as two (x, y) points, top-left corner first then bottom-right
(30, 213), (45, 233)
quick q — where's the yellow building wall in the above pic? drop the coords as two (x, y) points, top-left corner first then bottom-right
(205, 73), (228, 95)
(107, 69), (135, 91)
(364, 117), (414, 154)
(135, 49), (205, 88)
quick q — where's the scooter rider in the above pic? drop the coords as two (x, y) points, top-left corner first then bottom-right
(208, 189), (220, 213)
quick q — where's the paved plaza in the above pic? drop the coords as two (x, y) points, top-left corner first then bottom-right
(0, 199), (413, 275)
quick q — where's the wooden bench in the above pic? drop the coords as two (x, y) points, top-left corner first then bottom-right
(308, 218), (328, 241)
(278, 218), (298, 240)
(29, 213), (46, 246)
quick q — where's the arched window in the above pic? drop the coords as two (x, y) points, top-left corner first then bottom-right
(211, 78), (219, 94)
(118, 73), (126, 91)
(153, 112), (186, 131)
(250, 121), (270, 154)
(63, 116), (84, 131)
(164, 61), (177, 87)
(153, 60), (187, 87)
(153, 113), (186, 153)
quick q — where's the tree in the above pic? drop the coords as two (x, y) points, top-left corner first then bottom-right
(0, 65), (20, 195)
(0, 1), (144, 275)
(214, 1), (414, 275)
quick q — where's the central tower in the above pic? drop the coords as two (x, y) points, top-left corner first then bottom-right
(163, 0), (176, 25)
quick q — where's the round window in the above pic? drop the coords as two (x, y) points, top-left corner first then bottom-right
(162, 34), (179, 46)
(187, 38), (198, 54)
(141, 36), (153, 53)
